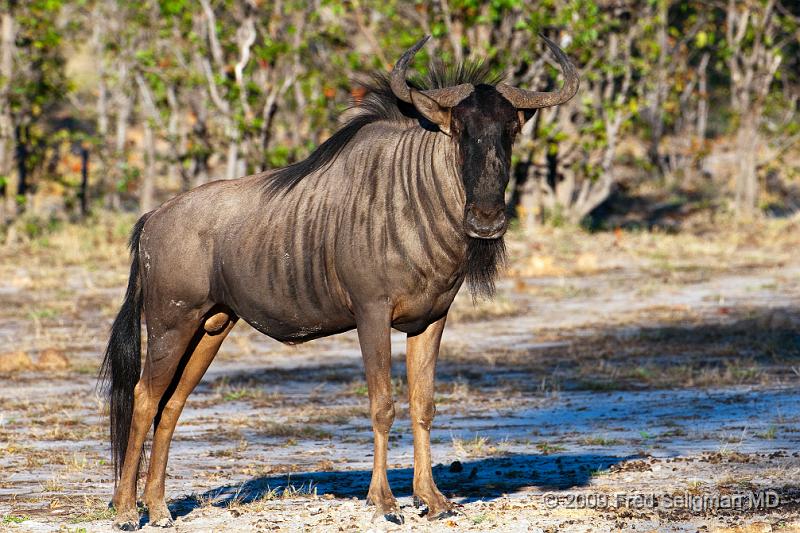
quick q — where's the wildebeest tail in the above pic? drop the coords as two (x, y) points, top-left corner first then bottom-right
(98, 212), (151, 481)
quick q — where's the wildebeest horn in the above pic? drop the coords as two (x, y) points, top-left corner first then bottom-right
(390, 36), (474, 108)
(390, 36), (429, 103)
(496, 34), (579, 110)
(419, 85), (475, 107)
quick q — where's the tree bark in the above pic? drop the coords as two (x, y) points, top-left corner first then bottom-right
(646, 0), (668, 175)
(695, 52), (710, 140)
(140, 120), (156, 213)
(79, 146), (90, 217)
(136, 74), (161, 213)
(109, 60), (132, 210)
(14, 124), (28, 213)
(725, 0), (781, 215)
(735, 112), (759, 216)
(0, 11), (16, 220)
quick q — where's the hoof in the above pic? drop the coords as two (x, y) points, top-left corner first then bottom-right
(113, 507), (141, 531)
(413, 494), (459, 519)
(371, 508), (404, 525)
(383, 511), (405, 525)
(150, 517), (174, 528)
(429, 508), (459, 521)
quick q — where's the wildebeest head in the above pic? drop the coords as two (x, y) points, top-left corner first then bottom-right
(389, 35), (579, 240)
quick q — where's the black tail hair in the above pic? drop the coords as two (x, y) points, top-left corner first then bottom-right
(99, 212), (151, 482)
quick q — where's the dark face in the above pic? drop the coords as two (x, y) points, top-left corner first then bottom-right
(450, 85), (520, 239)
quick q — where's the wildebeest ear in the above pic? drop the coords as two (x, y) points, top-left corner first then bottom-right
(410, 89), (452, 135)
(517, 109), (536, 128)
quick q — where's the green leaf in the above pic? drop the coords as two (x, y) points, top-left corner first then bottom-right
(695, 30), (708, 48)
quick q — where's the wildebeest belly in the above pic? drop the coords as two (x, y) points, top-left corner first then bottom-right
(239, 311), (356, 344)
(218, 272), (356, 345)
(231, 281), (460, 343)
(238, 297), (457, 343)
(223, 270), (461, 343)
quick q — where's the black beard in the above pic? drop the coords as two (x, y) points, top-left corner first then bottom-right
(465, 236), (506, 299)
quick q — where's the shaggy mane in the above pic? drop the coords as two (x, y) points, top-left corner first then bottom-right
(263, 59), (502, 193)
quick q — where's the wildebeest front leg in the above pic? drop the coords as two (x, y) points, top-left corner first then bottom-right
(406, 315), (456, 519)
(356, 303), (402, 524)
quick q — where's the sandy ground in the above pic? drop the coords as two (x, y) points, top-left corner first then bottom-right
(1, 224), (800, 532)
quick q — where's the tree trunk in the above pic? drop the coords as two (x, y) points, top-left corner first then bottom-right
(165, 85), (181, 189)
(79, 146), (90, 217)
(110, 64), (131, 210)
(0, 11), (16, 221)
(136, 74), (161, 213)
(189, 97), (211, 188)
(14, 124), (28, 213)
(522, 170), (542, 230)
(724, 0), (781, 216)
(696, 52), (710, 140)
(225, 139), (238, 180)
(91, 6), (111, 208)
(735, 112), (759, 215)
(192, 155), (210, 188)
(140, 120), (156, 213)
(646, 0), (668, 175)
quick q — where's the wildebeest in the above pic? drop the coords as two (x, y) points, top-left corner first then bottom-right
(100, 35), (578, 529)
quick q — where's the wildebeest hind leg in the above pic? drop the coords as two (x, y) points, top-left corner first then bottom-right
(356, 303), (402, 524)
(112, 320), (201, 530)
(143, 312), (237, 527)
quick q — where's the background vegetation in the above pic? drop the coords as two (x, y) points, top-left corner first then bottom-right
(0, 0), (798, 239)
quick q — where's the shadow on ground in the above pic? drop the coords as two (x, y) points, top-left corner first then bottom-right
(167, 453), (634, 518)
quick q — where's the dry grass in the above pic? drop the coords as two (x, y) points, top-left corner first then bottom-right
(209, 440), (250, 458)
(1, 211), (135, 269)
(345, 376), (405, 398)
(67, 497), (117, 523)
(448, 294), (520, 323)
(580, 435), (624, 447)
(573, 357), (770, 391)
(436, 380), (472, 404)
(452, 434), (509, 458)
(224, 414), (333, 441)
(302, 405), (368, 424)
(40, 475), (65, 493)
(504, 215), (800, 281)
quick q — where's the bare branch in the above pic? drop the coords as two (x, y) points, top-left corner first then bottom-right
(199, 0), (225, 69)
